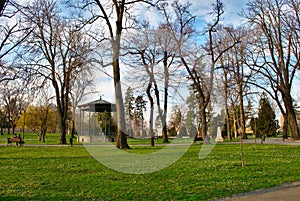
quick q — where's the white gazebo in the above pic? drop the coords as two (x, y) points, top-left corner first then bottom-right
(77, 97), (116, 143)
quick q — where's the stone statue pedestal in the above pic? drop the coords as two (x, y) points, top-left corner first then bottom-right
(215, 126), (224, 142)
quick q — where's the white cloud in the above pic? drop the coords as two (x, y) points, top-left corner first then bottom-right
(190, 0), (248, 25)
(136, 0), (248, 27)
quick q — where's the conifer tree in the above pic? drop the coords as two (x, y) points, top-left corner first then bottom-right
(256, 93), (278, 138)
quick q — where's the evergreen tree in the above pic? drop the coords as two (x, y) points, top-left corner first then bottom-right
(124, 87), (135, 120)
(256, 93), (278, 138)
(168, 106), (182, 136)
(134, 95), (147, 131)
(124, 87), (135, 135)
(185, 92), (198, 137)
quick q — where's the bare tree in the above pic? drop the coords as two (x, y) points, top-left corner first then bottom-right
(124, 26), (163, 146)
(69, 0), (163, 149)
(159, 1), (212, 142)
(217, 25), (254, 139)
(21, 0), (94, 144)
(243, 0), (300, 139)
(125, 22), (179, 143)
(154, 26), (178, 143)
(70, 68), (95, 139)
(161, 0), (239, 143)
(130, 35), (159, 146)
(0, 82), (28, 135)
(0, 0), (32, 83)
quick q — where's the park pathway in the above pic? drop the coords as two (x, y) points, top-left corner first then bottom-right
(220, 137), (300, 146)
(217, 181), (300, 201)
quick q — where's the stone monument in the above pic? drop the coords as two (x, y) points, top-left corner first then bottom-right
(215, 126), (224, 142)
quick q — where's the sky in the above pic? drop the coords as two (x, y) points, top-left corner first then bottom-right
(138, 0), (249, 28)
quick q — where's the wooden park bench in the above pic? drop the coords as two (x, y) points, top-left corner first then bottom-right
(7, 136), (25, 146)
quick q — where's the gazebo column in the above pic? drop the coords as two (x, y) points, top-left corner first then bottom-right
(94, 112), (97, 135)
(82, 111), (85, 136)
(88, 108), (91, 138)
(79, 110), (82, 142)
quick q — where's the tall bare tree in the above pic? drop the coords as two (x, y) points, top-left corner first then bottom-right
(217, 25), (254, 139)
(243, 0), (300, 139)
(125, 22), (178, 143)
(128, 33), (159, 146)
(124, 26), (163, 146)
(21, 0), (93, 144)
(70, 0), (162, 149)
(70, 68), (95, 139)
(0, 0), (32, 83)
(161, 0), (239, 143)
(159, 0), (211, 142)
(154, 26), (177, 143)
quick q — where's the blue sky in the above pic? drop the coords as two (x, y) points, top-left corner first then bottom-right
(184, 0), (248, 25)
(138, 0), (249, 27)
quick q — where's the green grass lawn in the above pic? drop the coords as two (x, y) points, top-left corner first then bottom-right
(0, 132), (172, 146)
(0, 132), (82, 145)
(1, 143), (300, 200)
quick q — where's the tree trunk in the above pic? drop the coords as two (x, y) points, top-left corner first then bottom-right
(199, 106), (209, 144)
(41, 125), (47, 143)
(71, 119), (76, 138)
(110, 5), (130, 149)
(233, 109), (238, 138)
(146, 81), (155, 147)
(282, 113), (288, 139)
(42, 129), (46, 143)
(8, 120), (11, 135)
(0, 0), (7, 14)
(238, 83), (247, 139)
(12, 125), (15, 135)
(114, 74), (130, 149)
(224, 73), (232, 140)
(162, 51), (169, 143)
(161, 101), (168, 143)
(60, 119), (67, 144)
(225, 108), (231, 140)
(153, 81), (166, 143)
(113, 43), (130, 149)
(287, 107), (299, 140)
(162, 113), (168, 143)
(281, 91), (299, 140)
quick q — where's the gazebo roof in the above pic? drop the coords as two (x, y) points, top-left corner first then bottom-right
(78, 98), (116, 112)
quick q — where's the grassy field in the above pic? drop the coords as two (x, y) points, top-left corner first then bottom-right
(1, 141), (300, 200)
(0, 132), (171, 146)
(0, 132), (80, 145)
